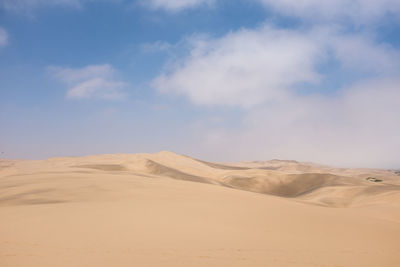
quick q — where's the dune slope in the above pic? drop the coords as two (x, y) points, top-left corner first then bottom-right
(0, 152), (399, 266)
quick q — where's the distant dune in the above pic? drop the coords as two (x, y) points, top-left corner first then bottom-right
(1, 151), (399, 266)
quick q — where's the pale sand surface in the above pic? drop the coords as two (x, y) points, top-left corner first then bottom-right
(1, 151), (400, 266)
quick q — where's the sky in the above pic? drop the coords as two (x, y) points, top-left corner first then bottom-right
(0, 0), (399, 168)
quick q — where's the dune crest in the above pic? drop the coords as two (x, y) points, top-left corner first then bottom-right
(1, 151), (400, 208)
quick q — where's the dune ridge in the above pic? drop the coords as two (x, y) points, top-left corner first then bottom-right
(1, 151), (400, 208)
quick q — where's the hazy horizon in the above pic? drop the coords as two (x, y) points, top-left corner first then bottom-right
(2, 150), (400, 171)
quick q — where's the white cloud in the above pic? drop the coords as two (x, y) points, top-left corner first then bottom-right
(144, 0), (214, 11)
(330, 34), (400, 75)
(0, 27), (8, 47)
(154, 25), (400, 108)
(50, 64), (115, 84)
(48, 64), (126, 100)
(153, 25), (400, 168)
(154, 26), (324, 108)
(256, 0), (400, 23)
(66, 78), (125, 99)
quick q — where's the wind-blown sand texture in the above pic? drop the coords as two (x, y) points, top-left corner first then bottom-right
(1, 151), (399, 266)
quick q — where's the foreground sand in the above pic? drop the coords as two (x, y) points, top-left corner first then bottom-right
(1, 152), (399, 266)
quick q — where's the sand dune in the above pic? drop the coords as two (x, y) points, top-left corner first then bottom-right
(1, 151), (399, 266)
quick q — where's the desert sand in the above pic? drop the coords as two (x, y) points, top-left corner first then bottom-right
(1, 151), (399, 266)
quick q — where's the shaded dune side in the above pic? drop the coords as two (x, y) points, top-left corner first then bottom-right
(150, 154), (400, 206)
(299, 183), (400, 207)
(194, 159), (251, 171)
(154, 151), (251, 172)
(160, 152), (250, 171)
(74, 164), (127, 171)
(148, 154), (400, 207)
(141, 159), (215, 184)
(73, 159), (214, 184)
(128, 155), (351, 198)
(222, 173), (346, 198)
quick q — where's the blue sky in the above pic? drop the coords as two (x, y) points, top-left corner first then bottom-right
(0, 0), (399, 168)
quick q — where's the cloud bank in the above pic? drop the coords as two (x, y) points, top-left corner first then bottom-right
(154, 27), (323, 107)
(197, 77), (400, 168)
(153, 24), (400, 168)
(154, 25), (400, 107)
(49, 64), (126, 100)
